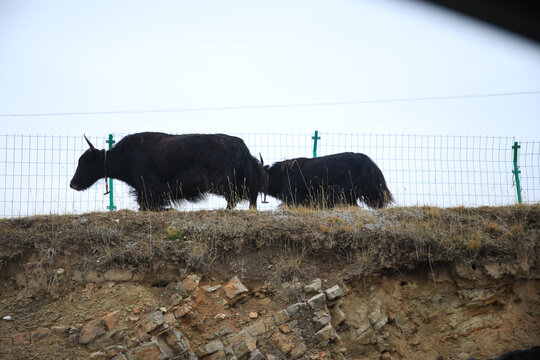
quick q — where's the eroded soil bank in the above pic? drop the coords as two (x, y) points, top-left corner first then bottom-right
(0, 206), (539, 359)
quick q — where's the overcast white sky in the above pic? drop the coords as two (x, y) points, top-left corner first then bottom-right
(1, 0), (539, 139)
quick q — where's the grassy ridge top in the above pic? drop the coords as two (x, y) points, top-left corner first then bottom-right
(0, 205), (538, 280)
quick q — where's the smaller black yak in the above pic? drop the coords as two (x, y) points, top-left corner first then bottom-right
(264, 152), (392, 209)
(70, 132), (268, 210)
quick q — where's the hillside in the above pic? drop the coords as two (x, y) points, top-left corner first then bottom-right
(0, 205), (539, 360)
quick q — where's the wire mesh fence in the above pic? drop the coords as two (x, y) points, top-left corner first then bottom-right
(0, 132), (538, 217)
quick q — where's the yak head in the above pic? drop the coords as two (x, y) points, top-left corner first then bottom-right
(262, 158), (290, 197)
(70, 135), (106, 191)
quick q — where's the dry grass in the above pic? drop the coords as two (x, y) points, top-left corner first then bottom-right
(0, 205), (538, 284)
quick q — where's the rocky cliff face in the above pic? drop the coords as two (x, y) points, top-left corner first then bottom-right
(0, 206), (538, 359)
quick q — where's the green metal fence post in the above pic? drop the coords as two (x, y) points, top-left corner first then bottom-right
(312, 130), (320, 158)
(106, 134), (116, 211)
(512, 141), (522, 204)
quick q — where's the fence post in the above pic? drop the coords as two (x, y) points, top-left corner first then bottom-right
(312, 130), (320, 158)
(512, 141), (522, 204)
(106, 134), (116, 211)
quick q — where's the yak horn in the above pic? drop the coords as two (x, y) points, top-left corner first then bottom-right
(259, 153), (264, 166)
(84, 134), (96, 151)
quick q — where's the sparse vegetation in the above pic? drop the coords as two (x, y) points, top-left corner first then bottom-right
(0, 205), (537, 284)
(0, 205), (538, 360)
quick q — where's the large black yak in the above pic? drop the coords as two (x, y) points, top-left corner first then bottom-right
(70, 132), (268, 210)
(263, 152), (392, 209)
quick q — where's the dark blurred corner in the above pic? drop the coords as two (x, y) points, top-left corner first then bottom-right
(416, 0), (540, 43)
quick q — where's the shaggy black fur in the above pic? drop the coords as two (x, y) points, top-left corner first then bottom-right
(70, 132), (267, 210)
(264, 152), (393, 209)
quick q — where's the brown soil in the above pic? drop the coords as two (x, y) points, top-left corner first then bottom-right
(0, 205), (539, 359)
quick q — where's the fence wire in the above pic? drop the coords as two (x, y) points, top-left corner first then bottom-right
(0, 133), (538, 217)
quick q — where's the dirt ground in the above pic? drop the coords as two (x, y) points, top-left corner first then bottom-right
(0, 205), (539, 359)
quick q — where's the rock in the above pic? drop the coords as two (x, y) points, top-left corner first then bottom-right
(174, 304), (193, 318)
(202, 284), (222, 293)
(223, 276), (249, 300)
(324, 285), (343, 301)
(89, 351), (107, 359)
(206, 349), (227, 360)
(249, 312), (258, 319)
(196, 339), (224, 357)
(368, 308), (388, 331)
(224, 346), (235, 358)
(314, 324), (336, 344)
(68, 333), (79, 347)
(102, 310), (120, 331)
(2, 315), (12, 321)
(206, 329), (232, 340)
(272, 332), (295, 354)
(0, 337), (12, 355)
(232, 340), (251, 359)
(244, 319), (273, 337)
(458, 314), (502, 336)
(105, 345), (128, 358)
(158, 328), (190, 355)
(214, 313), (226, 320)
(163, 313), (176, 324)
(182, 275), (202, 292)
(249, 349), (267, 360)
(131, 340), (162, 360)
(239, 335), (257, 352)
(170, 293), (183, 306)
(285, 303), (306, 318)
(11, 333), (30, 346)
(484, 263), (504, 279)
(51, 325), (70, 337)
(79, 319), (106, 345)
(355, 321), (373, 345)
(330, 307), (346, 327)
(272, 310), (290, 326)
(458, 289), (495, 303)
(85, 270), (104, 283)
(313, 312), (331, 331)
(304, 278), (322, 293)
(290, 342), (307, 359)
(31, 327), (50, 343)
(307, 293), (327, 311)
(279, 323), (292, 334)
(111, 354), (127, 360)
(103, 269), (133, 282)
(410, 333), (421, 346)
(137, 311), (165, 336)
(79, 217), (89, 225)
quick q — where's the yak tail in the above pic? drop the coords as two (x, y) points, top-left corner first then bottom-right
(357, 155), (393, 209)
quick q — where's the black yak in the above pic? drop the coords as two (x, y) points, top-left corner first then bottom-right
(70, 132), (268, 210)
(263, 152), (392, 209)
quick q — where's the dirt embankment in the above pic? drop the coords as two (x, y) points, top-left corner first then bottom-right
(0, 205), (539, 360)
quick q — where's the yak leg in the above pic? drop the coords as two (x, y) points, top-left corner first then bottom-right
(223, 187), (239, 210)
(225, 196), (239, 210)
(248, 190), (258, 209)
(136, 188), (169, 211)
